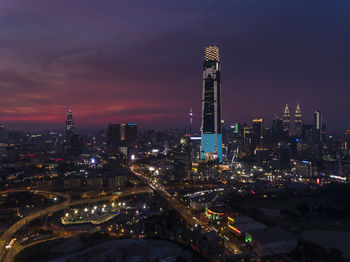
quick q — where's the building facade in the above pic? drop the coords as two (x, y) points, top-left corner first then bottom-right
(201, 45), (223, 162)
(282, 104), (290, 136)
(107, 124), (121, 155)
(314, 110), (322, 142)
(65, 108), (74, 140)
(294, 103), (302, 137)
(252, 117), (263, 150)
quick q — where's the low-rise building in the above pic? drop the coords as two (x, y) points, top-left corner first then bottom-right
(227, 216), (267, 236)
(197, 231), (224, 259)
(245, 228), (297, 257)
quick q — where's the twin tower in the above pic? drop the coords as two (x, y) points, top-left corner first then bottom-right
(282, 103), (303, 137)
(199, 46), (304, 163)
(200, 45), (223, 163)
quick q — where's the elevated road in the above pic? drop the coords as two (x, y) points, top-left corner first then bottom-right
(0, 187), (150, 261)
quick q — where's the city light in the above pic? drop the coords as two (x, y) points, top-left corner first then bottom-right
(1, 10), (349, 262)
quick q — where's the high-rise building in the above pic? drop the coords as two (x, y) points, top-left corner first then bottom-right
(121, 123), (138, 147)
(65, 108), (74, 140)
(107, 124), (121, 155)
(0, 125), (6, 141)
(302, 124), (314, 144)
(173, 136), (192, 180)
(282, 104), (290, 136)
(344, 130), (350, 157)
(294, 103), (302, 137)
(314, 110), (322, 142)
(252, 117), (263, 150)
(200, 45), (222, 162)
(243, 126), (253, 156)
(272, 117), (283, 141)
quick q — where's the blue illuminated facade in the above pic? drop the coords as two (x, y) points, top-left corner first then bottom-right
(200, 45), (222, 162)
(201, 134), (222, 162)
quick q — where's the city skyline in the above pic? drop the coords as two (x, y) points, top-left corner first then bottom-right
(1, 0), (350, 131)
(1, 2), (350, 261)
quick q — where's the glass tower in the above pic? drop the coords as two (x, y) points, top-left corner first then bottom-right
(201, 45), (222, 162)
(65, 108), (74, 140)
(294, 103), (302, 137)
(314, 110), (322, 142)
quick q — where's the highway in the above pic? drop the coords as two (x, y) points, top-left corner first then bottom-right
(0, 187), (150, 262)
(130, 166), (242, 255)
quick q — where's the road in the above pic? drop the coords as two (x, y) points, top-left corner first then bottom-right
(0, 187), (150, 262)
(130, 166), (241, 255)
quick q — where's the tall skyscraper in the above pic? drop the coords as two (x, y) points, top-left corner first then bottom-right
(65, 108), (74, 140)
(272, 117), (283, 140)
(282, 104), (290, 136)
(0, 125), (6, 141)
(252, 117), (263, 150)
(243, 126), (253, 156)
(121, 123), (138, 147)
(294, 103), (302, 137)
(200, 45), (222, 162)
(314, 110), (322, 142)
(107, 124), (121, 154)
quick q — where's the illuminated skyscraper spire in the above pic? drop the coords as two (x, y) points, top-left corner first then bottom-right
(66, 107), (74, 140)
(294, 103), (302, 137)
(201, 45), (222, 162)
(283, 104), (290, 136)
(189, 108), (193, 136)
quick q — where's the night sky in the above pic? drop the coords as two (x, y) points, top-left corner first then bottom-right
(1, 0), (350, 131)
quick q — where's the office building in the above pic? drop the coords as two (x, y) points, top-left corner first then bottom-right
(282, 104), (290, 136)
(173, 136), (192, 180)
(294, 103), (302, 137)
(272, 117), (283, 141)
(295, 160), (313, 177)
(277, 142), (291, 163)
(314, 110), (322, 142)
(252, 117), (263, 150)
(243, 126), (253, 156)
(65, 108), (74, 140)
(107, 124), (121, 155)
(121, 123), (138, 147)
(200, 45), (223, 162)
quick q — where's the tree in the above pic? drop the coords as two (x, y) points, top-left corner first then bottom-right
(249, 208), (263, 220)
(328, 248), (343, 262)
(297, 201), (310, 214)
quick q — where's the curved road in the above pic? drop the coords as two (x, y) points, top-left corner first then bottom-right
(0, 187), (150, 262)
